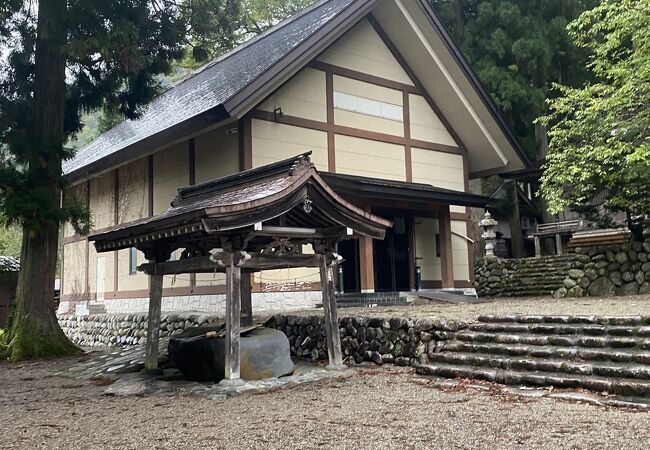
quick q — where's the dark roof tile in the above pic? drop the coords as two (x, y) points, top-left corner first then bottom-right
(65, 0), (357, 175)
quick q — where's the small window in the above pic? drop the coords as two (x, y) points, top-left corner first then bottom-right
(381, 103), (403, 121)
(129, 247), (138, 275)
(334, 90), (403, 122)
(435, 234), (441, 258)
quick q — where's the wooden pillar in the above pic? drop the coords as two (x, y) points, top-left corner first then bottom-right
(241, 272), (253, 327)
(224, 259), (241, 380)
(320, 256), (343, 368)
(555, 234), (563, 256)
(407, 217), (416, 291)
(534, 236), (542, 258)
(359, 236), (375, 293)
(439, 206), (455, 288)
(144, 265), (163, 370)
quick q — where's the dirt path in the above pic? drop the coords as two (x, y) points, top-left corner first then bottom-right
(1, 356), (648, 449)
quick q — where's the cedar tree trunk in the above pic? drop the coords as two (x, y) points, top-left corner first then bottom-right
(8, 0), (79, 361)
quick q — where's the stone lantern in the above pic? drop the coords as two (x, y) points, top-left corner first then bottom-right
(479, 211), (498, 258)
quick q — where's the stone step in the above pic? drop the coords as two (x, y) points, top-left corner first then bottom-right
(416, 363), (650, 397)
(455, 331), (650, 349)
(468, 322), (650, 337)
(507, 273), (568, 279)
(517, 266), (569, 276)
(478, 315), (649, 326)
(429, 352), (650, 380)
(498, 290), (559, 297)
(501, 283), (565, 291)
(440, 340), (650, 364)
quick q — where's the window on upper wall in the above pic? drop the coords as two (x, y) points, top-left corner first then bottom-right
(129, 247), (138, 275)
(333, 91), (403, 122)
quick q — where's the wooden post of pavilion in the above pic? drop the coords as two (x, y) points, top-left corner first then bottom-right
(144, 263), (164, 371)
(223, 253), (243, 383)
(320, 253), (343, 368)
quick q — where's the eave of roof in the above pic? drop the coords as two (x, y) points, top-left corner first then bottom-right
(321, 172), (490, 208)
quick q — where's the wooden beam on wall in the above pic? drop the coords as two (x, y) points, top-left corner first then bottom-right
(148, 154), (154, 217)
(239, 116), (252, 171)
(326, 68), (336, 172)
(403, 90), (412, 182)
(85, 180), (90, 298)
(188, 139), (196, 290)
(438, 206), (455, 288)
(114, 169), (120, 294)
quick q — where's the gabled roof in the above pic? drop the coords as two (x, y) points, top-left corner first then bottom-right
(66, 0), (530, 182)
(65, 0), (373, 180)
(89, 154), (392, 253)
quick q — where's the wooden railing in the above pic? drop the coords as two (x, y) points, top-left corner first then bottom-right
(535, 219), (586, 235)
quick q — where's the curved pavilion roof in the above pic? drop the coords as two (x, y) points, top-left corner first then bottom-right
(89, 154), (392, 256)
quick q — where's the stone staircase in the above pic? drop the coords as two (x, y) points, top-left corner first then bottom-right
(334, 292), (410, 308)
(417, 314), (650, 398)
(500, 256), (575, 297)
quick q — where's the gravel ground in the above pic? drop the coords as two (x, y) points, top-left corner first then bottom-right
(1, 356), (648, 450)
(290, 295), (650, 321)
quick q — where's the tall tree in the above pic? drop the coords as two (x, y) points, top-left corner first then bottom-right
(0, 0), (242, 361)
(430, 0), (595, 152)
(539, 0), (650, 235)
(430, 0), (596, 255)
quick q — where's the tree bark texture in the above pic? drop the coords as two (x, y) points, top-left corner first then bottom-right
(8, 0), (78, 360)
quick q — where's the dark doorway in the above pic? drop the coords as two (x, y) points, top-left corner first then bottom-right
(337, 239), (360, 293)
(374, 216), (411, 292)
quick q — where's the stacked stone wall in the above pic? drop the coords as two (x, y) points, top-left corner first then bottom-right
(57, 312), (219, 347)
(265, 314), (467, 366)
(57, 312), (469, 367)
(557, 240), (650, 298)
(474, 239), (650, 298)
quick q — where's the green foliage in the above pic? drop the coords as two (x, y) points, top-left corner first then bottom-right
(0, 214), (21, 256)
(538, 0), (650, 225)
(430, 0), (596, 155)
(0, 329), (8, 359)
(0, 1), (244, 234)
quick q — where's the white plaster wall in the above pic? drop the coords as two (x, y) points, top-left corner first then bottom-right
(318, 19), (414, 85)
(100, 291), (322, 316)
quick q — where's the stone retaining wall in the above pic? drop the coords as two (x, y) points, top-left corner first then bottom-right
(265, 314), (468, 366)
(57, 312), (469, 367)
(57, 312), (220, 347)
(557, 240), (650, 298)
(474, 239), (650, 298)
